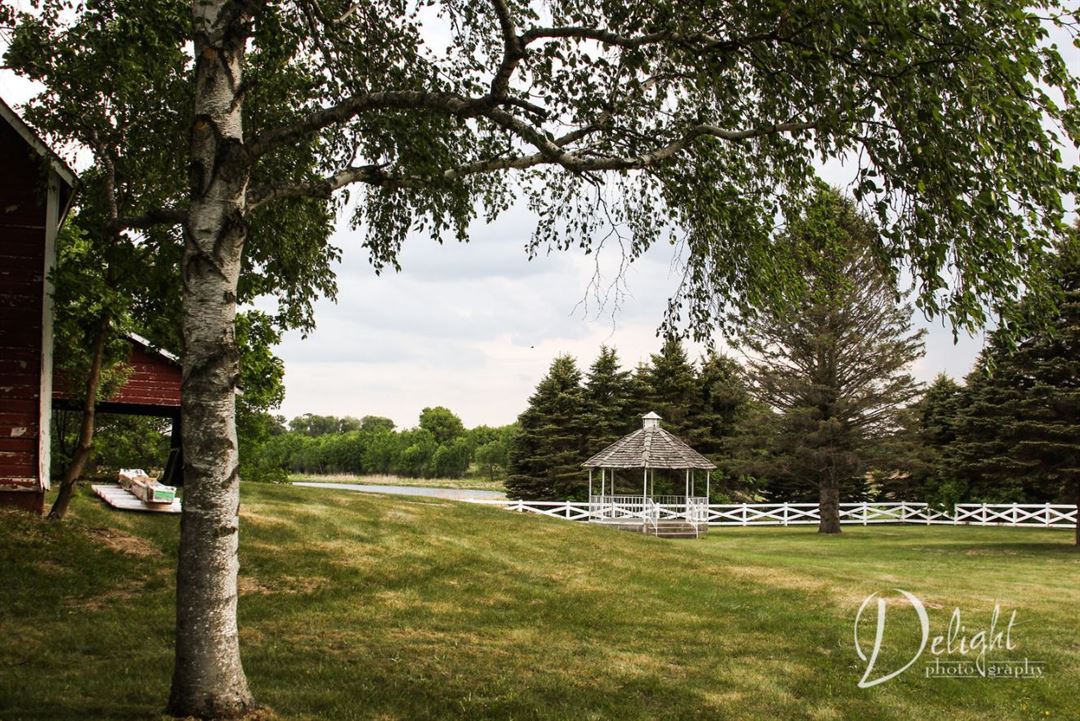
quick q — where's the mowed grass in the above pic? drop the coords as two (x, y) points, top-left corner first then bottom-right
(0, 483), (1076, 721)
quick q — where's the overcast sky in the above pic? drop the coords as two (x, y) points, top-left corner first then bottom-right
(266, 192), (988, 429)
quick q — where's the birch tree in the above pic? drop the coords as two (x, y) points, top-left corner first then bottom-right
(7, 0), (1079, 716)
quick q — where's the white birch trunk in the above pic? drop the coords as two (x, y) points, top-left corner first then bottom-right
(167, 1), (255, 716)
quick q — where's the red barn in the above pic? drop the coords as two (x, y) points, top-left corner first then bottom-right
(0, 99), (76, 513)
(1, 99), (182, 513)
(53, 332), (184, 471)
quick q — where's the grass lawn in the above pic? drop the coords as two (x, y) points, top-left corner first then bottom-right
(1, 482), (1077, 721)
(289, 473), (506, 493)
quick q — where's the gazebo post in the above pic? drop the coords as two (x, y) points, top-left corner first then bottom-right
(588, 468), (593, 521)
(706, 470), (710, 502)
(642, 467), (648, 517)
(685, 469), (690, 521)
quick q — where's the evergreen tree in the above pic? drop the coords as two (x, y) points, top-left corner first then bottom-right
(625, 362), (655, 428)
(685, 352), (750, 458)
(507, 355), (588, 500)
(640, 339), (698, 434)
(951, 231), (1080, 544)
(739, 187), (925, 533)
(719, 401), (781, 502)
(911, 374), (967, 505)
(582, 346), (634, 456)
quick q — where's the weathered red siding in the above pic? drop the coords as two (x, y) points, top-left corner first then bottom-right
(0, 118), (47, 491)
(53, 341), (182, 408)
(108, 344), (182, 406)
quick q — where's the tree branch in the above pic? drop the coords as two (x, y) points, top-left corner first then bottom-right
(246, 164), (392, 210)
(248, 90), (487, 159)
(488, 0), (526, 99)
(445, 119), (818, 178)
(110, 207), (188, 230)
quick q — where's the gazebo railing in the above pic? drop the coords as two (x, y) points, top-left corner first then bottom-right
(590, 495), (655, 527)
(589, 495), (710, 532)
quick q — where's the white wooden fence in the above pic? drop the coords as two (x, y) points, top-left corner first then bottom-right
(463, 499), (1077, 529)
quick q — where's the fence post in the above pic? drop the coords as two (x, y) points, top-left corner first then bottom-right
(782, 502), (789, 527)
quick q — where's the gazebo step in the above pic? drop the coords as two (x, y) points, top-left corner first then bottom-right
(595, 519), (707, 539)
(653, 522), (706, 539)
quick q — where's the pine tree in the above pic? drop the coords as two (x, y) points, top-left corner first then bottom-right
(913, 374), (967, 504)
(685, 352), (749, 458)
(640, 338), (698, 434)
(950, 230), (1080, 544)
(506, 355), (588, 500)
(740, 187), (925, 533)
(582, 346), (634, 456)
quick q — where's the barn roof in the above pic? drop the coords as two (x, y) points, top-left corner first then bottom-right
(582, 412), (716, 470)
(128, 332), (180, 365)
(0, 97), (78, 188)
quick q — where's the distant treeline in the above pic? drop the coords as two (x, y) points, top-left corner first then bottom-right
(243, 408), (515, 482)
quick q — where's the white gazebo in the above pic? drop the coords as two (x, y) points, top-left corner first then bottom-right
(582, 412), (715, 538)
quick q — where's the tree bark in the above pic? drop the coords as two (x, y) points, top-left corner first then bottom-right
(166, 1), (255, 717)
(47, 313), (110, 520)
(818, 478), (842, 534)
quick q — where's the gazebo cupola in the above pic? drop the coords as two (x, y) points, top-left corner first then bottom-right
(582, 412), (716, 537)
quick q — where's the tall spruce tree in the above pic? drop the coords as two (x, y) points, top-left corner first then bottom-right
(951, 231), (1080, 545)
(740, 187), (925, 533)
(640, 339), (698, 434)
(507, 355), (587, 500)
(912, 374), (967, 505)
(582, 346), (634, 454)
(685, 352), (749, 458)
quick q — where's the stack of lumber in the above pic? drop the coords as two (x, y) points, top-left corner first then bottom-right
(117, 468), (177, 505)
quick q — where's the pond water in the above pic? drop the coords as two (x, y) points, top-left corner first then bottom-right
(292, 481), (506, 501)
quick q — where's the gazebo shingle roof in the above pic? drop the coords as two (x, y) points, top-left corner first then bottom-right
(582, 412), (716, 470)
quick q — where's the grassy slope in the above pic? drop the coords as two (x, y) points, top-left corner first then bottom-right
(0, 483), (1076, 721)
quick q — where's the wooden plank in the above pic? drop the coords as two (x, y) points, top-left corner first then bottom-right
(91, 484), (181, 514)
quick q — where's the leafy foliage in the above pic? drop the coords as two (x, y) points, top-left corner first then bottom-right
(7, 1), (1078, 339)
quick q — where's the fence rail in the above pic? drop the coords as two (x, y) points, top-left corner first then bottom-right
(463, 499), (1077, 529)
